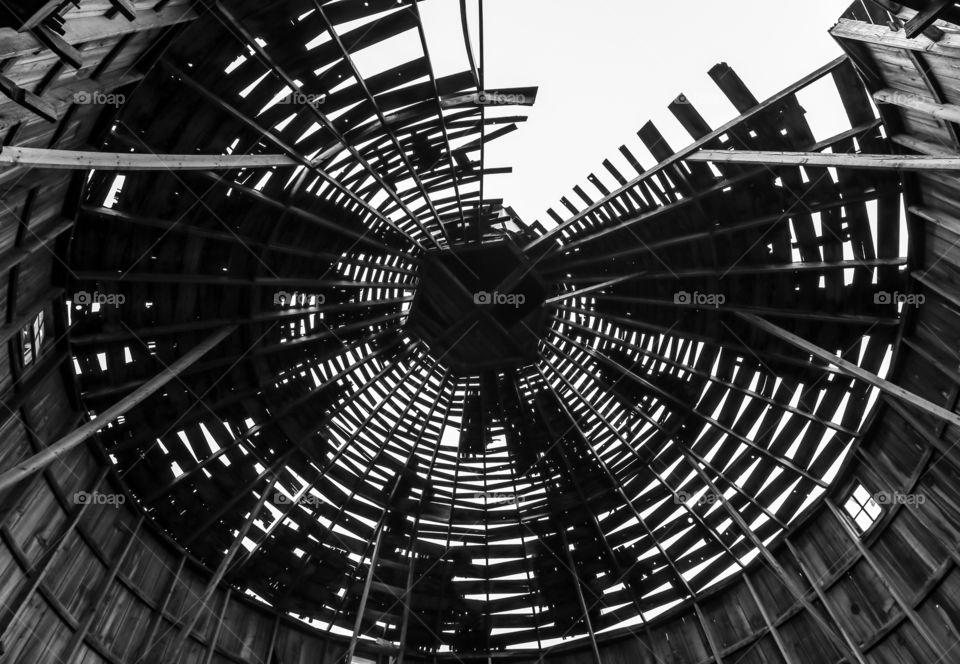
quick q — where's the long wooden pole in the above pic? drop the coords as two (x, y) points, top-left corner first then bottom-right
(169, 474), (279, 662)
(738, 313), (960, 428)
(0, 146), (297, 170)
(687, 149), (960, 171)
(0, 325), (237, 492)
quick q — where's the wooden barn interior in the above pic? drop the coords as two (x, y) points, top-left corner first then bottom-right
(3, 0), (960, 662)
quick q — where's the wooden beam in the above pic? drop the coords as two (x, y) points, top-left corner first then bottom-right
(0, 326), (237, 492)
(905, 0), (955, 37)
(107, 0), (138, 21)
(687, 149), (960, 171)
(30, 23), (83, 69)
(737, 313), (960, 428)
(343, 526), (386, 664)
(873, 87), (960, 123)
(168, 475), (280, 662)
(0, 75), (57, 122)
(0, 146), (298, 170)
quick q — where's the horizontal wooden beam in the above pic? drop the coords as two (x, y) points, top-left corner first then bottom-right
(687, 150), (960, 171)
(0, 147), (298, 170)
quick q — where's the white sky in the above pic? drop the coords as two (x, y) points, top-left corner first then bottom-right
(420, 0), (854, 227)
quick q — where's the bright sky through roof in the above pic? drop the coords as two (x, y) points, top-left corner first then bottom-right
(419, 0), (855, 227)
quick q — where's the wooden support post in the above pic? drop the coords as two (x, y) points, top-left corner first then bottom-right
(0, 325), (236, 492)
(743, 573), (797, 664)
(203, 588), (231, 664)
(737, 313), (960, 428)
(0, 146), (298, 170)
(558, 524), (603, 664)
(687, 149), (960, 170)
(168, 475), (279, 662)
(784, 539), (869, 663)
(343, 526), (386, 664)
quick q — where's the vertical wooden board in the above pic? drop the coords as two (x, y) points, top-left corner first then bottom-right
(749, 561), (799, 621)
(863, 406), (930, 488)
(217, 595), (274, 661)
(0, 544), (28, 612)
(592, 635), (661, 664)
(646, 611), (712, 663)
(275, 621), (330, 664)
(870, 620), (940, 663)
(777, 608), (846, 663)
(700, 579), (766, 651)
(0, 416), (32, 480)
(6, 481), (67, 562)
(119, 530), (178, 603)
(825, 558), (900, 643)
(916, 566), (960, 653)
(918, 462), (960, 544)
(94, 585), (153, 661)
(47, 535), (107, 618)
(873, 509), (947, 599)
(4, 594), (72, 663)
(792, 513), (861, 582)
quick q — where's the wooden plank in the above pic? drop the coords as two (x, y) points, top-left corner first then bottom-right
(0, 326), (238, 492)
(688, 149), (960, 170)
(0, 147), (299, 170)
(738, 313), (960, 428)
(0, 75), (57, 122)
(905, 0), (956, 37)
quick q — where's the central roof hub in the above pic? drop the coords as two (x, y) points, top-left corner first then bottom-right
(407, 240), (549, 374)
